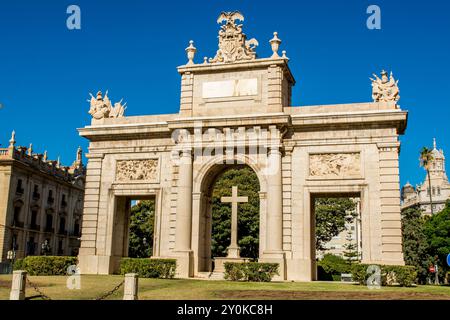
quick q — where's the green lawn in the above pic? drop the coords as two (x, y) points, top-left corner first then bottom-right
(1, 275), (450, 300)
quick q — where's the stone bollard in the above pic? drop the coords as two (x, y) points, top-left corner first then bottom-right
(10, 270), (27, 300)
(123, 273), (138, 300)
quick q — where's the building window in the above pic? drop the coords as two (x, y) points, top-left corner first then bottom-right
(10, 234), (18, 251)
(45, 214), (53, 232)
(437, 187), (441, 195)
(74, 220), (80, 237)
(32, 185), (40, 200)
(47, 190), (54, 204)
(432, 187), (436, 196)
(13, 206), (21, 226)
(26, 237), (36, 256)
(30, 210), (38, 230)
(57, 240), (64, 255)
(59, 217), (66, 235)
(16, 179), (24, 194)
(427, 188), (430, 196)
(61, 194), (67, 208)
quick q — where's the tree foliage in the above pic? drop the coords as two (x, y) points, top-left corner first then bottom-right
(401, 206), (431, 283)
(128, 200), (154, 258)
(315, 198), (356, 251)
(423, 200), (450, 280)
(211, 166), (260, 259)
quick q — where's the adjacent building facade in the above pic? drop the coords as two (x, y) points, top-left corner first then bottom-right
(401, 139), (450, 215)
(0, 132), (85, 262)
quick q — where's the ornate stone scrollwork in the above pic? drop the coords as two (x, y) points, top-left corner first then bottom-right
(209, 11), (258, 64)
(309, 153), (361, 178)
(116, 159), (158, 181)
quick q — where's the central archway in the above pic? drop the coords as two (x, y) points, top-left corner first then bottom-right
(192, 155), (267, 274)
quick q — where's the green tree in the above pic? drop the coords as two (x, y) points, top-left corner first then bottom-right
(211, 166), (260, 259)
(343, 218), (359, 264)
(420, 147), (435, 215)
(315, 198), (356, 251)
(128, 200), (154, 258)
(401, 206), (431, 283)
(423, 200), (450, 282)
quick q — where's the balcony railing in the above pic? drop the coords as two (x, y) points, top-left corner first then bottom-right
(58, 229), (67, 236)
(44, 227), (54, 233)
(29, 224), (40, 231)
(12, 221), (24, 228)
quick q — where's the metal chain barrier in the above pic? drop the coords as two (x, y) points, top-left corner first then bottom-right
(93, 280), (125, 300)
(25, 276), (125, 300)
(26, 278), (52, 300)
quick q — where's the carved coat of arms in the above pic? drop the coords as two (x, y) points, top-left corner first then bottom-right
(210, 11), (258, 63)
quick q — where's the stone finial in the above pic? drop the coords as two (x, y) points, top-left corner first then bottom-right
(270, 32), (282, 58)
(433, 138), (437, 149)
(9, 130), (16, 148)
(370, 70), (400, 103)
(76, 146), (82, 162)
(185, 40), (197, 65)
(281, 50), (288, 60)
(203, 57), (208, 64)
(28, 143), (33, 156)
(43, 150), (48, 162)
(57, 156), (60, 168)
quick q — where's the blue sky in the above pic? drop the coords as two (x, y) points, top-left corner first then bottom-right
(0, 0), (449, 188)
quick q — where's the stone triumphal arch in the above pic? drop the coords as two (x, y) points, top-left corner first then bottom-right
(77, 12), (407, 281)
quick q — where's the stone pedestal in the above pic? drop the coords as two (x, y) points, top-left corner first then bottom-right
(123, 273), (138, 300)
(10, 270), (26, 300)
(226, 246), (240, 259)
(214, 257), (248, 273)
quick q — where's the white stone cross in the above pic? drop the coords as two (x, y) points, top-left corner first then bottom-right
(221, 186), (248, 258)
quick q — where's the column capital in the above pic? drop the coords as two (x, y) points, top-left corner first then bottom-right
(180, 148), (193, 158)
(268, 144), (282, 155)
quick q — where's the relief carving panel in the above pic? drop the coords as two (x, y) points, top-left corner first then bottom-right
(309, 153), (361, 178)
(116, 159), (158, 181)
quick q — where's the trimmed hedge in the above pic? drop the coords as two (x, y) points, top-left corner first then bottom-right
(317, 254), (351, 281)
(224, 262), (279, 282)
(351, 264), (417, 287)
(16, 256), (77, 276)
(119, 258), (176, 279)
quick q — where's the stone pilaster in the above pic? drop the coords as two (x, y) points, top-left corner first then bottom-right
(174, 148), (194, 277)
(378, 143), (404, 265)
(179, 72), (194, 117)
(78, 152), (103, 274)
(267, 65), (283, 113)
(261, 144), (286, 279)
